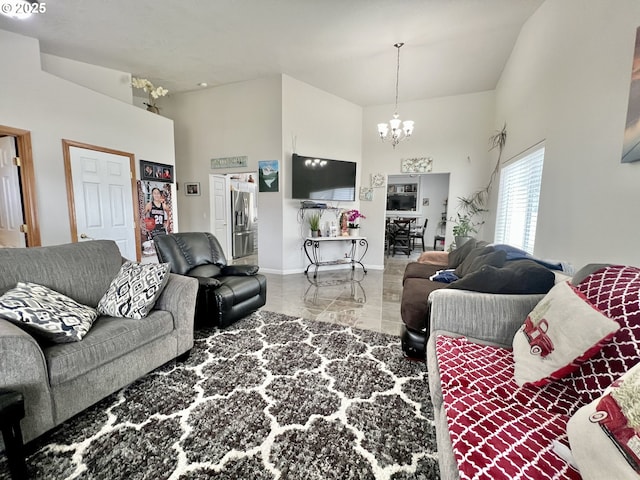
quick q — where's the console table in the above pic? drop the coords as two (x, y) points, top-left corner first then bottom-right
(303, 236), (368, 278)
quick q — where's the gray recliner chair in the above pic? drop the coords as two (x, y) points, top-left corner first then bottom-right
(154, 232), (267, 328)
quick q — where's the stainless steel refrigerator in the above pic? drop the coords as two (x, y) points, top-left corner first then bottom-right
(231, 190), (257, 258)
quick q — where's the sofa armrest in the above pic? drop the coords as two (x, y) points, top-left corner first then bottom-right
(154, 273), (198, 355)
(428, 289), (544, 348)
(221, 264), (259, 276)
(0, 319), (55, 443)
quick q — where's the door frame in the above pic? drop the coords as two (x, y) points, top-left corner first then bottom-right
(62, 139), (141, 261)
(0, 125), (41, 246)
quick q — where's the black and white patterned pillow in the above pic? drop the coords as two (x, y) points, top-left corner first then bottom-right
(98, 262), (171, 319)
(0, 282), (98, 343)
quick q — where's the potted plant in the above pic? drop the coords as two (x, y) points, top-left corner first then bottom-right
(345, 209), (365, 236)
(308, 212), (321, 237)
(452, 213), (481, 247)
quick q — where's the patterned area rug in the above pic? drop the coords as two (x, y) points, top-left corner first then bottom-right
(0, 311), (438, 479)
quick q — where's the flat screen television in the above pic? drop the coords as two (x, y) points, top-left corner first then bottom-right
(387, 194), (417, 211)
(292, 154), (356, 201)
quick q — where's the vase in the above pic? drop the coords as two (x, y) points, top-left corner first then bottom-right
(146, 104), (160, 114)
(348, 227), (360, 237)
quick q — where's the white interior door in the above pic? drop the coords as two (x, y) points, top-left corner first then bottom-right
(0, 136), (26, 248)
(70, 146), (137, 260)
(210, 174), (230, 258)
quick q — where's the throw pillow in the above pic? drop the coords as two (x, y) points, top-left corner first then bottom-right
(512, 281), (619, 387)
(417, 251), (449, 266)
(0, 282), (97, 343)
(447, 238), (478, 269)
(447, 259), (556, 294)
(567, 363), (640, 480)
(567, 265), (640, 402)
(98, 261), (170, 319)
(454, 246), (498, 278)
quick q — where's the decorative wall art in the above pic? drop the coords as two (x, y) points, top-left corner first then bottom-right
(211, 156), (248, 169)
(622, 26), (640, 163)
(401, 157), (433, 173)
(185, 182), (200, 196)
(371, 173), (385, 188)
(359, 187), (373, 201)
(141, 160), (174, 183)
(258, 160), (279, 192)
(137, 180), (173, 258)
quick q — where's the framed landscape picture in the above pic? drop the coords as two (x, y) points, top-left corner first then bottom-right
(141, 160), (174, 183)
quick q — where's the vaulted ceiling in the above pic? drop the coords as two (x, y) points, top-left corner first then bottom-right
(0, 0), (544, 106)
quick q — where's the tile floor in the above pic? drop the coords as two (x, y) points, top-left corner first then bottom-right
(233, 249), (425, 336)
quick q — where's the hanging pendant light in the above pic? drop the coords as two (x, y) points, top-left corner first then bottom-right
(377, 43), (414, 148)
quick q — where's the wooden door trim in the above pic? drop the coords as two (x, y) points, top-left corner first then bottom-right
(0, 125), (40, 246)
(62, 139), (141, 261)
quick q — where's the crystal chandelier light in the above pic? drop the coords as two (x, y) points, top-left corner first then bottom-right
(377, 43), (414, 148)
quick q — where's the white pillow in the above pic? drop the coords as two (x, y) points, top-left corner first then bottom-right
(513, 281), (619, 387)
(0, 282), (97, 343)
(567, 363), (640, 480)
(98, 261), (170, 319)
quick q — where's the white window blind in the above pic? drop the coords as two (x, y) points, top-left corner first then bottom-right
(494, 145), (545, 254)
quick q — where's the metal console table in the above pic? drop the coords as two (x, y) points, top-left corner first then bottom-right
(303, 236), (368, 278)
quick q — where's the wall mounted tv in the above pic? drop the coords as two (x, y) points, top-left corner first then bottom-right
(387, 194), (417, 211)
(292, 154), (356, 201)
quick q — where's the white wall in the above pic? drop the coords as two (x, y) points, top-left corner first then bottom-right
(41, 53), (133, 104)
(161, 77), (283, 269)
(281, 75), (363, 273)
(362, 91), (497, 268)
(0, 29), (175, 246)
(492, 0), (640, 268)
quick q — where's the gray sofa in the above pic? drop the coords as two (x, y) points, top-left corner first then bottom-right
(0, 240), (198, 449)
(426, 289), (544, 479)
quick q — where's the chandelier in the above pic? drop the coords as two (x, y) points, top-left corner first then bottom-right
(377, 43), (414, 148)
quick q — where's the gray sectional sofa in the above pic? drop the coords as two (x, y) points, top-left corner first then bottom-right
(0, 240), (198, 449)
(426, 289), (544, 479)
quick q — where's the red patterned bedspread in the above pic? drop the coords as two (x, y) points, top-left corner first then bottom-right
(436, 265), (640, 480)
(437, 335), (581, 479)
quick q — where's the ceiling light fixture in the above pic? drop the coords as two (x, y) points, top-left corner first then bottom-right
(377, 43), (414, 148)
(197, 82), (208, 87)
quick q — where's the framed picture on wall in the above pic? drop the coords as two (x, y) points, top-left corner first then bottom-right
(140, 160), (174, 183)
(185, 182), (200, 196)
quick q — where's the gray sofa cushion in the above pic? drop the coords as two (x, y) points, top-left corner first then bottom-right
(44, 311), (174, 386)
(570, 263), (612, 286)
(0, 240), (123, 307)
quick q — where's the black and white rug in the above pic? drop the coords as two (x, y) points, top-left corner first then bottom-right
(1, 311), (438, 479)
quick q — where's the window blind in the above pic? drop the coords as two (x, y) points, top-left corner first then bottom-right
(494, 145), (545, 254)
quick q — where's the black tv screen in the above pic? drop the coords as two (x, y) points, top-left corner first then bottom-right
(292, 154), (356, 201)
(387, 194), (417, 211)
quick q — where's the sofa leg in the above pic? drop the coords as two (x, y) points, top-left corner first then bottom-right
(401, 324), (426, 360)
(176, 349), (191, 362)
(0, 391), (28, 480)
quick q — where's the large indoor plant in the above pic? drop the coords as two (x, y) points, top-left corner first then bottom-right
(453, 124), (507, 247)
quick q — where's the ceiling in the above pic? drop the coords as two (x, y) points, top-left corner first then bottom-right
(0, 0), (544, 106)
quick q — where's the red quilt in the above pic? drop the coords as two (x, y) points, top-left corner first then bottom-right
(437, 335), (581, 480)
(436, 265), (640, 480)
